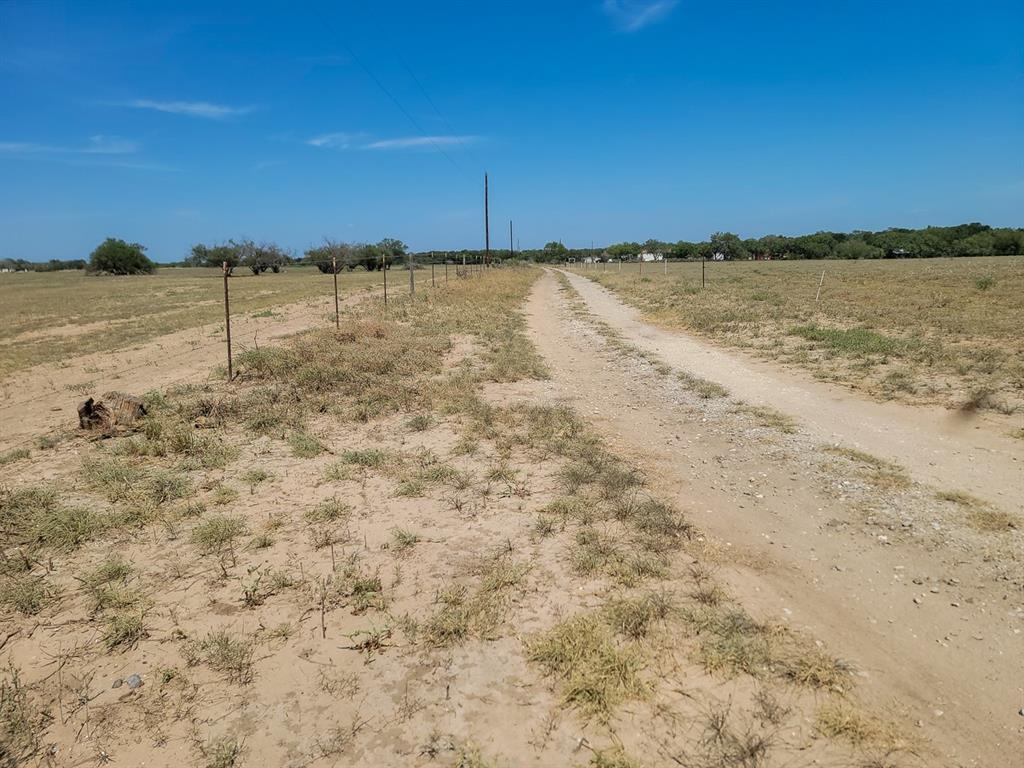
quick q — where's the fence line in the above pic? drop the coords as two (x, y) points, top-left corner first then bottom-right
(1, 260), (514, 450)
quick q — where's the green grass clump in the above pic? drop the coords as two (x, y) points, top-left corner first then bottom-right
(390, 528), (421, 554)
(0, 485), (102, 552)
(191, 515), (247, 555)
(341, 449), (388, 467)
(0, 577), (56, 616)
(527, 614), (647, 719)
(103, 608), (147, 649)
(790, 324), (911, 356)
(184, 631), (255, 684)
(602, 591), (675, 640)
(0, 448), (30, 466)
(303, 498), (351, 524)
(288, 431), (324, 458)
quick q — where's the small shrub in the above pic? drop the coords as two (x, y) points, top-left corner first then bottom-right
(0, 448), (30, 466)
(526, 614), (647, 719)
(288, 431), (324, 458)
(191, 515), (247, 555)
(104, 608), (147, 649)
(303, 498), (351, 524)
(184, 631), (255, 684)
(341, 449), (387, 467)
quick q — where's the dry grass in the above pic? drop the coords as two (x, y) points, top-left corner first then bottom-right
(1, 665), (45, 765)
(935, 490), (1018, 532)
(732, 405), (798, 434)
(184, 630), (255, 684)
(581, 256), (1024, 412)
(824, 446), (912, 490)
(527, 613), (648, 719)
(0, 266), (383, 377)
(422, 554), (528, 646)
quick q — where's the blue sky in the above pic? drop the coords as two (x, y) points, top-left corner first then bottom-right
(1, 0), (1021, 261)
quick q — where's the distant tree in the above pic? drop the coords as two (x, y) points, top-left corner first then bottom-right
(834, 239), (882, 260)
(190, 242), (240, 270)
(708, 232), (747, 260)
(239, 240), (290, 275)
(606, 242), (640, 260)
(377, 238), (408, 266)
(990, 228), (1024, 255)
(543, 241), (569, 257)
(306, 240), (355, 273)
(88, 238), (155, 275)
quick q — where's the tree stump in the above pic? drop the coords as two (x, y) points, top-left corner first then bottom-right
(78, 392), (147, 434)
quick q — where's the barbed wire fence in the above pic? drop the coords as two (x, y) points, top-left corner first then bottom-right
(0, 254), (522, 454)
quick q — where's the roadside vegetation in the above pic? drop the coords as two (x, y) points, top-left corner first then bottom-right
(575, 256), (1023, 413)
(0, 265), (920, 766)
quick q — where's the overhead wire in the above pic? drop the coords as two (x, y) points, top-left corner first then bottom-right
(308, 5), (473, 182)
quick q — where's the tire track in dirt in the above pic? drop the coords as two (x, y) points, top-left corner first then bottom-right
(560, 269), (1023, 517)
(523, 269), (1021, 767)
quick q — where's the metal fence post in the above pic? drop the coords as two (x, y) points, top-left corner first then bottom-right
(222, 261), (233, 381)
(332, 255), (340, 329)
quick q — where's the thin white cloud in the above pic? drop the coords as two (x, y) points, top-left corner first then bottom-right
(364, 135), (480, 150)
(602, 0), (678, 32)
(119, 99), (253, 119)
(83, 135), (139, 154)
(306, 132), (358, 149)
(304, 133), (481, 151)
(0, 135), (138, 155)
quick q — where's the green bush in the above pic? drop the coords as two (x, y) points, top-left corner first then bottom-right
(88, 238), (155, 275)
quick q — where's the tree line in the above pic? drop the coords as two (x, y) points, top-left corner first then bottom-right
(499, 223), (1023, 263)
(2, 223), (1019, 276)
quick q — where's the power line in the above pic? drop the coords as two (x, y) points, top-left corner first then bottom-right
(308, 7), (471, 181)
(394, 51), (485, 172)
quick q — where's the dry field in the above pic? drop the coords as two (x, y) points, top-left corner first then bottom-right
(571, 256), (1024, 416)
(0, 268), (939, 768)
(0, 267), (385, 379)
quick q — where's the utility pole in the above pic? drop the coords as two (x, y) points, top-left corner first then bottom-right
(509, 220), (514, 261)
(484, 172), (490, 267)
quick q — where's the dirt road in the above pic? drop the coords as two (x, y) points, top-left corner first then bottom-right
(524, 270), (1022, 766)
(0, 288), (374, 453)
(560, 269), (1023, 516)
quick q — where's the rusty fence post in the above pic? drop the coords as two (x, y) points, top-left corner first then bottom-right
(332, 255), (340, 329)
(222, 261), (233, 381)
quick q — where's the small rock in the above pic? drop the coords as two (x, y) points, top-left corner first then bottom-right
(111, 678), (123, 689)
(913, 597), (923, 605)
(929, 587), (940, 594)
(126, 674), (143, 690)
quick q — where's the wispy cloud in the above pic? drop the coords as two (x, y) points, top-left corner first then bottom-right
(305, 133), (480, 151)
(0, 135), (138, 155)
(306, 132), (359, 149)
(602, 0), (678, 32)
(118, 99), (253, 119)
(365, 135), (479, 150)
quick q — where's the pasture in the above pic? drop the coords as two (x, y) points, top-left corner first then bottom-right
(572, 256), (1024, 413)
(0, 266), (385, 378)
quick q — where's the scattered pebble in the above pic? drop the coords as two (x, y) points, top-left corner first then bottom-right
(126, 674), (143, 690)
(111, 678), (123, 689)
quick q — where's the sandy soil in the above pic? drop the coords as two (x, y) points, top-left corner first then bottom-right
(0, 290), (373, 454)
(558, 270), (1023, 516)
(525, 270), (1023, 766)
(3, 271), (1020, 767)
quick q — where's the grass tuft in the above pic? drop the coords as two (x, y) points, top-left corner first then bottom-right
(527, 613), (647, 720)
